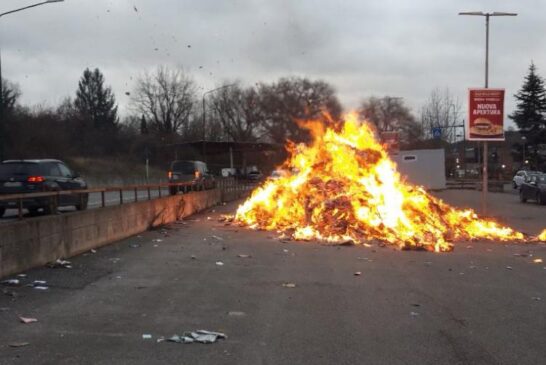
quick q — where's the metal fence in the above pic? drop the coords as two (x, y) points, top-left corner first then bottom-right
(0, 178), (257, 219)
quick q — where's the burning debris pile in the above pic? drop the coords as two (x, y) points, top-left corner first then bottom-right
(235, 113), (546, 252)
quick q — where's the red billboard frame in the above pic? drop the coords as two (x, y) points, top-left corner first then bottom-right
(466, 88), (505, 141)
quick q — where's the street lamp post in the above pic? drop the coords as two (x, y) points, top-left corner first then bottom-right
(0, 0), (64, 161)
(458, 11), (517, 214)
(201, 84), (236, 163)
(521, 136), (527, 166)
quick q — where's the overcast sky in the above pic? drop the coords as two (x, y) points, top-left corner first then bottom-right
(1, 0), (545, 128)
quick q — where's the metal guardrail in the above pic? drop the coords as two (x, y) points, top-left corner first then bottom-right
(0, 177), (258, 220)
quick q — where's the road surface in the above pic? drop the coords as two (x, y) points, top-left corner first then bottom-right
(0, 192), (545, 364)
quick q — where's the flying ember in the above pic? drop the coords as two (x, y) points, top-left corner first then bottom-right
(235, 113), (546, 252)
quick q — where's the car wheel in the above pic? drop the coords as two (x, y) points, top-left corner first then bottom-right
(537, 193), (545, 205)
(76, 194), (88, 211)
(0, 207), (5, 217)
(519, 190), (527, 203)
(43, 198), (58, 215)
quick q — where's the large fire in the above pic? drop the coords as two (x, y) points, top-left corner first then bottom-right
(235, 113), (546, 252)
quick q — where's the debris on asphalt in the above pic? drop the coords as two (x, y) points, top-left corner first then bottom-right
(506, 266), (513, 270)
(533, 258), (543, 264)
(424, 261), (432, 266)
(532, 296), (542, 301)
(47, 259), (72, 269)
(90, 249), (97, 254)
(30, 280), (48, 290)
(110, 258), (121, 264)
(354, 271), (362, 276)
(282, 283), (296, 288)
(411, 303), (421, 307)
(152, 239), (163, 243)
(129, 243), (140, 248)
(191, 255), (197, 260)
(142, 334), (152, 340)
(283, 249), (289, 253)
(165, 330), (226, 344)
(19, 317), (38, 324)
(9, 342), (30, 348)
(1, 279), (20, 287)
(410, 311), (420, 317)
(228, 311), (246, 317)
(215, 261), (224, 266)
(211, 235), (224, 241)
(237, 254), (251, 258)
(2, 289), (18, 298)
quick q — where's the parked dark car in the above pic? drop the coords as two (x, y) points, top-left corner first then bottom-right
(0, 159), (88, 217)
(519, 173), (546, 205)
(168, 160), (216, 195)
(245, 170), (263, 181)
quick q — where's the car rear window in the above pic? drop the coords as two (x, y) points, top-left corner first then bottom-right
(171, 161), (196, 174)
(0, 163), (43, 178)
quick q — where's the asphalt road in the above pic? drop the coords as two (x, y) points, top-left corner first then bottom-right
(1, 193), (545, 365)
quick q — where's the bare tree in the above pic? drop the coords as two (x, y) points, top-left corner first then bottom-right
(208, 83), (266, 142)
(358, 96), (422, 146)
(259, 77), (342, 144)
(131, 66), (196, 135)
(419, 88), (462, 143)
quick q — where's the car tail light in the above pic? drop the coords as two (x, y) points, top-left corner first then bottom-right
(195, 171), (201, 178)
(168, 171), (173, 179)
(27, 176), (45, 183)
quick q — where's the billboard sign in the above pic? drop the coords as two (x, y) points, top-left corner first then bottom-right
(466, 88), (505, 141)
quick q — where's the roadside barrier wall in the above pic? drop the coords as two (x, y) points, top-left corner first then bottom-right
(0, 189), (221, 278)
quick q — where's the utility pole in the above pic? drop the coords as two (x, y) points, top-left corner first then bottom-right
(458, 11), (517, 214)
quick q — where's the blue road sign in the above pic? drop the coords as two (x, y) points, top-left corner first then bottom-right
(432, 127), (442, 139)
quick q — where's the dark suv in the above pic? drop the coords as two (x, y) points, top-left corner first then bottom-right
(0, 159), (88, 216)
(168, 160), (216, 195)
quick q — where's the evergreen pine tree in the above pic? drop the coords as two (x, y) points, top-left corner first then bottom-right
(74, 68), (119, 131)
(509, 62), (546, 147)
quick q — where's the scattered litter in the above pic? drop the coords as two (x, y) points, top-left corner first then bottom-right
(142, 334), (152, 340)
(207, 216), (212, 221)
(165, 330), (226, 344)
(19, 317), (37, 324)
(237, 254), (251, 258)
(152, 239), (163, 243)
(191, 255), (197, 260)
(363, 243), (372, 248)
(9, 342), (29, 348)
(533, 258), (543, 264)
(17, 274), (27, 278)
(466, 245), (473, 249)
(2, 279), (20, 287)
(532, 296), (542, 301)
(411, 303), (421, 307)
(354, 271), (362, 276)
(283, 249), (289, 253)
(47, 259), (72, 269)
(282, 283), (296, 288)
(228, 311), (246, 317)
(90, 249), (97, 254)
(153, 244), (159, 248)
(130, 243), (140, 248)
(410, 311), (420, 317)
(211, 235), (224, 241)
(513, 253), (528, 257)
(110, 258), (121, 263)
(505, 266), (513, 270)
(2, 289), (18, 298)
(215, 261), (224, 266)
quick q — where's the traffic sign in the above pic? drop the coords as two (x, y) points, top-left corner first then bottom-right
(432, 127), (442, 139)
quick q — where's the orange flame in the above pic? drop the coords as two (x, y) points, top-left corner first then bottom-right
(235, 113), (543, 252)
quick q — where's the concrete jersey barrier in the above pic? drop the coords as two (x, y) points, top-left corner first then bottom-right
(0, 189), (221, 279)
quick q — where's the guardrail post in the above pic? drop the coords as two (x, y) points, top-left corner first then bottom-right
(101, 191), (105, 207)
(147, 187), (151, 200)
(158, 185), (162, 197)
(18, 198), (23, 219)
(134, 187), (138, 202)
(120, 189), (123, 205)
